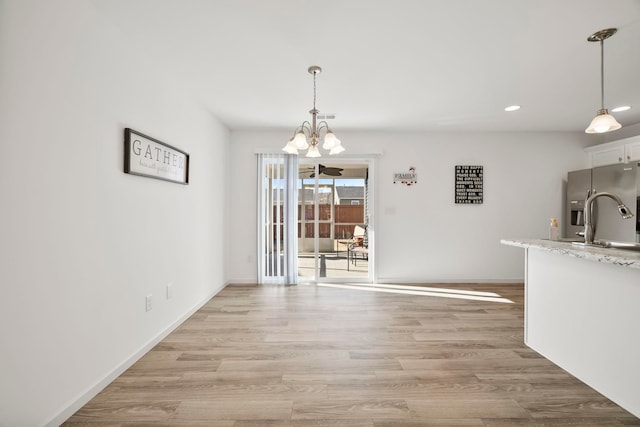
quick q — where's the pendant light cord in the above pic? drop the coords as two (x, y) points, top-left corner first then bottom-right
(600, 39), (605, 110)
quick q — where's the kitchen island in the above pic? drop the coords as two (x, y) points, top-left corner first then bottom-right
(502, 238), (640, 418)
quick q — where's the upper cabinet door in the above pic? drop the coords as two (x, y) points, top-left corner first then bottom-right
(590, 145), (625, 167)
(625, 140), (640, 163)
(587, 135), (640, 167)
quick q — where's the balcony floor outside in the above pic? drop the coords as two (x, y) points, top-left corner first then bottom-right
(298, 240), (368, 279)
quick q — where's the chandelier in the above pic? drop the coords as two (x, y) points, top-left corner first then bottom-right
(282, 66), (345, 157)
(585, 28), (621, 134)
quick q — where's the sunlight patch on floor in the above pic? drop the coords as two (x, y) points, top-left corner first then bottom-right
(315, 282), (514, 304)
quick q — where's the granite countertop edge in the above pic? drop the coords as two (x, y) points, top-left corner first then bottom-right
(500, 238), (640, 270)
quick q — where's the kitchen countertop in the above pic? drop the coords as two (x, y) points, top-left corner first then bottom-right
(501, 238), (640, 270)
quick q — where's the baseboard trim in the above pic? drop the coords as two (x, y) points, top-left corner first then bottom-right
(46, 283), (228, 427)
(226, 278), (259, 285)
(375, 277), (524, 284)
(226, 278), (525, 285)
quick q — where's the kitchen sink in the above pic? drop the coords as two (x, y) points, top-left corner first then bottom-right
(571, 240), (640, 252)
(600, 241), (640, 252)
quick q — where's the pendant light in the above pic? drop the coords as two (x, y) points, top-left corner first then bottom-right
(585, 28), (621, 134)
(283, 66), (344, 157)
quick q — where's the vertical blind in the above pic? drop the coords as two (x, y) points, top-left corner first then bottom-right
(257, 153), (298, 284)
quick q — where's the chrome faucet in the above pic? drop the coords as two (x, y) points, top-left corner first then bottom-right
(583, 191), (634, 244)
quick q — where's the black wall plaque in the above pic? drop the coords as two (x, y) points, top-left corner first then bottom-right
(455, 165), (483, 204)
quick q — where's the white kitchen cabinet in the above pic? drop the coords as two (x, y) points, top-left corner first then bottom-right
(586, 135), (640, 167)
(625, 139), (640, 162)
(590, 145), (625, 166)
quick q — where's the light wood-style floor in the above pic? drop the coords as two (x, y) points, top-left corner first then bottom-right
(64, 282), (640, 426)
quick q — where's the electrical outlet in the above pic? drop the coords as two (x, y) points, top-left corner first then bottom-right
(166, 283), (173, 300)
(145, 294), (152, 312)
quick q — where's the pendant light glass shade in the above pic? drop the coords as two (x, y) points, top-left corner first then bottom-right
(329, 140), (345, 155)
(293, 131), (309, 149)
(322, 131), (338, 149)
(306, 145), (321, 158)
(282, 137), (298, 154)
(585, 109), (622, 134)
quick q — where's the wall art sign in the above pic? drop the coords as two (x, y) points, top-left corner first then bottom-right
(393, 166), (417, 186)
(455, 165), (483, 204)
(124, 128), (189, 184)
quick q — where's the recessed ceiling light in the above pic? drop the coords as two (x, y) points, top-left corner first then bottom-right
(504, 105), (521, 112)
(611, 106), (631, 113)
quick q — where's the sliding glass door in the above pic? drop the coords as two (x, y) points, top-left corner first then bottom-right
(297, 159), (373, 282)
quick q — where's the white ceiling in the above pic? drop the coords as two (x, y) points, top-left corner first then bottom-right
(92, 0), (640, 133)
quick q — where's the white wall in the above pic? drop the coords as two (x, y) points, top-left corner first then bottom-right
(0, 2), (229, 426)
(602, 122), (640, 143)
(229, 130), (590, 283)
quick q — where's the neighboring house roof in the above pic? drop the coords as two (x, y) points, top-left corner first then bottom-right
(270, 189), (331, 204)
(335, 186), (364, 199)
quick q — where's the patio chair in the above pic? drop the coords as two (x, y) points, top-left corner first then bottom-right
(346, 225), (368, 269)
(351, 225), (366, 247)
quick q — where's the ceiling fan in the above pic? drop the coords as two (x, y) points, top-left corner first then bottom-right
(299, 164), (344, 177)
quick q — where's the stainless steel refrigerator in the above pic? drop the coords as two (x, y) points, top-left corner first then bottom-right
(566, 162), (640, 242)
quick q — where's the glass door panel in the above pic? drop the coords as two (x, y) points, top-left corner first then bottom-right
(257, 154), (297, 284)
(297, 178), (314, 278)
(297, 160), (372, 281)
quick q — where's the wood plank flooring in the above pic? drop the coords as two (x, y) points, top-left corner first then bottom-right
(64, 282), (640, 426)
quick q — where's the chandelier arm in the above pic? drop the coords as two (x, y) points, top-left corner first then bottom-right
(316, 121), (330, 135)
(298, 121), (313, 136)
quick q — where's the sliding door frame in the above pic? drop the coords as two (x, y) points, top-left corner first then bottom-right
(298, 156), (377, 284)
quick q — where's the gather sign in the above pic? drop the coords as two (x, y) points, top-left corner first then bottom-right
(124, 128), (189, 184)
